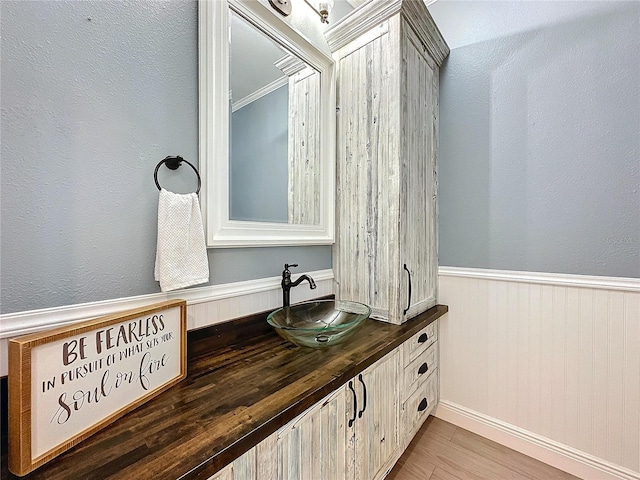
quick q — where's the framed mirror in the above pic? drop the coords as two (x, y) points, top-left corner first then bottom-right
(199, 0), (336, 247)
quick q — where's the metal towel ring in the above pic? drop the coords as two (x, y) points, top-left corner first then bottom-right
(153, 156), (201, 194)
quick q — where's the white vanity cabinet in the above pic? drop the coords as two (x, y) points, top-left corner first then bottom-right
(208, 321), (442, 480)
(207, 348), (403, 480)
(329, 0), (449, 325)
(275, 349), (401, 480)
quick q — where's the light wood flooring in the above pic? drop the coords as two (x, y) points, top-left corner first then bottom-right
(388, 416), (581, 480)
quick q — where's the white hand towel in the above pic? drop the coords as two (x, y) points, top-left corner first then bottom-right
(154, 188), (209, 292)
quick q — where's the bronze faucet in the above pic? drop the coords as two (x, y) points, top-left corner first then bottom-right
(281, 263), (316, 307)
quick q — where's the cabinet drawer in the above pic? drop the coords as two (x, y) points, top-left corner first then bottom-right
(403, 341), (437, 398)
(403, 368), (438, 442)
(403, 321), (437, 366)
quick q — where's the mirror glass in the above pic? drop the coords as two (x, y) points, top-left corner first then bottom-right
(199, 0), (335, 247)
(229, 12), (321, 225)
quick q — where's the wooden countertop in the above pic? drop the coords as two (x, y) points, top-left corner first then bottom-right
(1, 304), (448, 480)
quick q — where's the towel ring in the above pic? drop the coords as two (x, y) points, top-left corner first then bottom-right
(154, 156), (201, 194)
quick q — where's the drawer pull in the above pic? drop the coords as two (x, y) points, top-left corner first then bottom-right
(417, 398), (428, 412)
(403, 264), (412, 315)
(418, 333), (428, 344)
(348, 380), (357, 427)
(357, 374), (367, 418)
(418, 362), (429, 375)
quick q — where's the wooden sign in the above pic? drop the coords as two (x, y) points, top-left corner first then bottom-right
(8, 300), (187, 476)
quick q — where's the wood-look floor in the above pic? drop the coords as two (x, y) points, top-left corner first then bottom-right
(388, 417), (581, 480)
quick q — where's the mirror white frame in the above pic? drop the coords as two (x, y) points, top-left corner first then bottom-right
(199, 0), (336, 247)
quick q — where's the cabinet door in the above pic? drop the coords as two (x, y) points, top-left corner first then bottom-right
(399, 21), (439, 320)
(333, 23), (402, 322)
(351, 349), (401, 480)
(277, 388), (348, 480)
(207, 434), (277, 480)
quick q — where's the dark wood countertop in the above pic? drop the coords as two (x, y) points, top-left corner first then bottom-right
(1, 304), (448, 480)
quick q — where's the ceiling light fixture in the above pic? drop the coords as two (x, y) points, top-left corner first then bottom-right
(305, 0), (334, 23)
(268, 0), (334, 24)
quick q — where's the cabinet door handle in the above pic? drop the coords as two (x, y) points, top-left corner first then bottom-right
(403, 264), (412, 315)
(357, 374), (367, 418)
(418, 362), (429, 375)
(418, 332), (428, 344)
(418, 398), (428, 412)
(348, 380), (357, 427)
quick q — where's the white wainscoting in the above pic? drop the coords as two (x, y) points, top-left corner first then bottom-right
(435, 267), (640, 480)
(0, 269), (333, 377)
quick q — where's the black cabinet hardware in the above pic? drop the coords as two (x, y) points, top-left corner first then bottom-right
(357, 374), (367, 418)
(403, 264), (412, 315)
(348, 380), (357, 427)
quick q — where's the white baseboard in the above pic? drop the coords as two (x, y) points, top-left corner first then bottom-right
(435, 401), (640, 480)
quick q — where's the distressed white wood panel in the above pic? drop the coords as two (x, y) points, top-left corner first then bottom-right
(288, 68), (321, 225)
(403, 340), (438, 397)
(256, 433), (278, 479)
(208, 462), (233, 480)
(334, 24), (399, 318)
(403, 367), (439, 446)
(276, 388), (348, 480)
(208, 434), (277, 480)
(437, 268), (640, 478)
(334, 5), (442, 325)
(231, 445), (256, 480)
(400, 20), (438, 320)
(353, 349), (401, 480)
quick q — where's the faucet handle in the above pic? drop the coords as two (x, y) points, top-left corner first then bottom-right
(284, 263), (299, 270)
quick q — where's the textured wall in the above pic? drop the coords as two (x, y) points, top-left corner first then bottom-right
(0, 0), (331, 314)
(430, 1), (640, 278)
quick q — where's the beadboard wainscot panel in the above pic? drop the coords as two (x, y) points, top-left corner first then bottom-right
(436, 267), (640, 480)
(0, 269), (333, 377)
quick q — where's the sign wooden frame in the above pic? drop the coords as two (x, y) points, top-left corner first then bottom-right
(8, 300), (187, 476)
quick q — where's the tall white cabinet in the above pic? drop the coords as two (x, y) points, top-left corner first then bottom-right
(329, 0), (449, 324)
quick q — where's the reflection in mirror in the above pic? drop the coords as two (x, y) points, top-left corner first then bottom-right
(199, 0), (335, 247)
(229, 12), (320, 225)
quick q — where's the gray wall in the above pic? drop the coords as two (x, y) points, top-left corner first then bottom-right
(231, 85), (289, 223)
(430, 1), (640, 278)
(0, 0), (331, 315)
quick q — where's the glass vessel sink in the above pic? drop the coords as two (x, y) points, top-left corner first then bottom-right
(267, 300), (371, 348)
